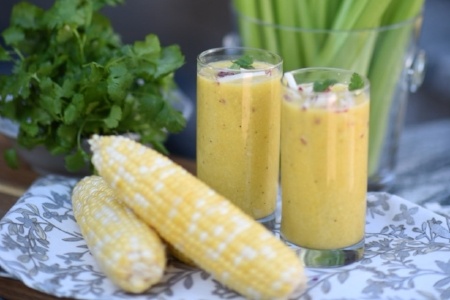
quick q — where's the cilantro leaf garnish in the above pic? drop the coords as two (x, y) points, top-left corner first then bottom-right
(349, 72), (365, 91)
(0, 0), (186, 172)
(313, 79), (338, 92)
(230, 54), (255, 69)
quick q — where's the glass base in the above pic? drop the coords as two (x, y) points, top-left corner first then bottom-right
(257, 212), (276, 230)
(281, 237), (365, 268)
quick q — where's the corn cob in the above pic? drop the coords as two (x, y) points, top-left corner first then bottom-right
(166, 242), (197, 267)
(89, 135), (306, 300)
(71, 175), (166, 293)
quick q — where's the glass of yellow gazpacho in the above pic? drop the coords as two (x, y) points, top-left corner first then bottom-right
(280, 68), (370, 267)
(196, 47), (282, 228)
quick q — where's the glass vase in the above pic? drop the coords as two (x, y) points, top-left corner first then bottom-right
(232, 8), (426, 191)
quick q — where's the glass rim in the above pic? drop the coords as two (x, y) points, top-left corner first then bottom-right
(283, 67), (370, 95)
(197, 47), (283, 72)
(235, 10), (423, 34)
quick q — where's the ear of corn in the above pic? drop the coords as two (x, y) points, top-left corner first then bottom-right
(89, 135), (306, 300)
(71, 175), (166, 293)
(166, 242), (197, 267)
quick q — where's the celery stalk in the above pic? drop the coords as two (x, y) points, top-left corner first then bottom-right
(294, 0), (317, 66)
(366, 0), (424, 175)
(330, 0), (370, 30)
(273, 0), (302, 68)
(258, 0), (279, 54)
(232, 0), (262, 49)
(233, 0), (425, 184)
(319, 0), (391, 69)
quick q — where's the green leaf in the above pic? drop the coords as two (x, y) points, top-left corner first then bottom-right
(3, 148), (19, 169)
(349, 72), (365, 91)
(65, 149), (88, 172)
(63, 94), (84, 124)
(230, 54), (254, 69)
(0, 0), (186, 173)
(56, 25), (74, 43)
(57, 124), (77, 148)
(313, 79), (338, 92)
(0, 47), (11, 61)
(157, 104), (185, 132)
(155, 45), (185, 78)
(45, 0), (92, 29)
(31, 107), (52, 125)
(2, 27), (25, 46)
(92, 0), (125, 11)
(20, 122), (39, 137)
(104, 105), (122, 128)
(107, 62), (133, 102)
(10, 2), (43, 29)
(133, 34), (161, 60)
(40, 95), (62, 117)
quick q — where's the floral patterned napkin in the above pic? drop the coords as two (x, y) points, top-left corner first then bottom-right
(1, 175), (449, 299)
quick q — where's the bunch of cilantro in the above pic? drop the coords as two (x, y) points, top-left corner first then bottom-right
(0, 0), (186, 172)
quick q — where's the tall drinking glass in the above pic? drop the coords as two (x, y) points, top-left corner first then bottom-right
(197, 47), (282, 228)
(280, 68), (370, 267)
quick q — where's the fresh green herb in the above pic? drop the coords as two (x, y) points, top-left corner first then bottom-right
(349, 72), (365, 91)
(3, 148), (18, 169)
(230, 54), (255, 69)
(313, 79), (338, 92)
(0, 0), (186, 172)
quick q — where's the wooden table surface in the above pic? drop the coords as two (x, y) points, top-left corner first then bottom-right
(0, 134), (195, 300)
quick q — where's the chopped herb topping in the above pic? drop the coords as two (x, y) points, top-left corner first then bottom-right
(230, 54), (254, 69)
(349, 72), (365, 91)
(313, 79), (338, 92)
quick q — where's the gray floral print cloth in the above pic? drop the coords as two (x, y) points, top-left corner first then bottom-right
(1, 175), (449, 299)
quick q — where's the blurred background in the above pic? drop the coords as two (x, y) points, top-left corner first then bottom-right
(1, 0), (449, 160)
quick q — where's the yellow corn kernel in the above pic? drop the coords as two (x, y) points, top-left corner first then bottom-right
(71, 175), (166, 293)
(89, 135), (306, 300)
(166, 241), (196, 267)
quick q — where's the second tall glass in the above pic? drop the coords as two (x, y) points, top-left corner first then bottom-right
(196, 47), (282, 228)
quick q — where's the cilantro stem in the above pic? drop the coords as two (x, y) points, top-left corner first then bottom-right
(12, 47), (24, 61)
(71, 29), (85, 63)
